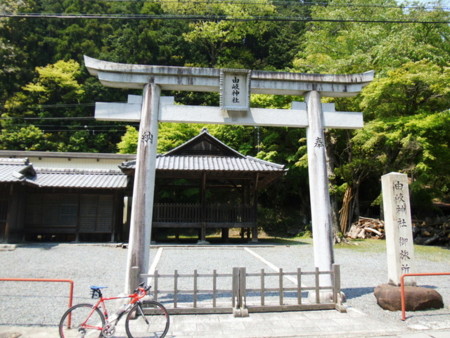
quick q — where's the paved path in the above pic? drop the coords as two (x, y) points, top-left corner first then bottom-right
(1, 308), (450, 338)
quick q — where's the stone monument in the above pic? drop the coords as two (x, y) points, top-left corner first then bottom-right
(375, 172), (443, 311)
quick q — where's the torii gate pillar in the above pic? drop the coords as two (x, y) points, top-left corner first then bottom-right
(125, 83), (160, 292)
(84, 56), (374, 294)
(306, 91), (334, 288)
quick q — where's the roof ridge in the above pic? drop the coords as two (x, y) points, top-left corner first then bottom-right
(35, 168), (123, 175)
(0, 158), (29, 165)
(245, 155), (286, 170)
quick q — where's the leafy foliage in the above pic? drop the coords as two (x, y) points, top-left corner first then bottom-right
(0, 125), (53, 151)
(1, 60), (124, 152)
(117, 125), (139, 154)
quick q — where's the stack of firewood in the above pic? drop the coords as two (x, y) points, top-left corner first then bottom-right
(346, 217), (385, 239)
(346, 216), (450, 246)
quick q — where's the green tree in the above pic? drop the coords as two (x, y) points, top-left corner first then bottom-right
(117, 125), (139, 154)
(334, 61), (450, 231)
(291, 0), (450, 233)
(157, 123), (202, 153)
(0, 0), (28, 102)
(0, 125), (54, 150)
(159, 0), (276, 67)
(356, 61), (450, 210)
(360, 60), (450, 119)
(293, 0), (450, 74)
(1, 60), (123, 152)
(4, 60), (84, 120)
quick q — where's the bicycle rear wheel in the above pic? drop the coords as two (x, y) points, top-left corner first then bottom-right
(125, 301), (169, 338)
(59, 303), (105, 338)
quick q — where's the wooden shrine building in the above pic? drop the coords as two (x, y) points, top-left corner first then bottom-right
(0, 129), (286, 243)
(0, 153), (133, 243)
(122, 128), (286, 242)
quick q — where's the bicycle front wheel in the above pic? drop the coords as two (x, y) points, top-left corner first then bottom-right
(125, 301), (169, 338)
(59, 303), (105, 338)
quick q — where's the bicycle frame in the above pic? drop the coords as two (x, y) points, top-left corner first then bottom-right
(68, 288), (147, 332)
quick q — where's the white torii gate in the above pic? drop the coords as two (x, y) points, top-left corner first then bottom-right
(84, 56), (374, 294)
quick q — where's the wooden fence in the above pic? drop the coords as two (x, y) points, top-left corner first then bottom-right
(152, 203), (256, 224)
(140, 264), (345, 316)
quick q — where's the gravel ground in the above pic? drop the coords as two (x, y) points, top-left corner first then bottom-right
(0, 241), (449, 331)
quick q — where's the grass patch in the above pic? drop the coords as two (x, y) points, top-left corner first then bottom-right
(335, 238), (450, 262)
(415, 244), (450, 263)
(335, 238), (386, 252)
(257, 236), (312, 245)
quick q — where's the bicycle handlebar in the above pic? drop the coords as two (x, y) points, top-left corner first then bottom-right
(134, 282), (151, 294)
(89, 283), (151, 299)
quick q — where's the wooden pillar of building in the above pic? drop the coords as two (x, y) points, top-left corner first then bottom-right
(198, 172), (208, 244)
(5, 184), (25, 243)
(221, 227), (229, 242)
(251, 174), (259, 242)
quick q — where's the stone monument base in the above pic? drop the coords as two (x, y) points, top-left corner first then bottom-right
(374, 284), (443, 311)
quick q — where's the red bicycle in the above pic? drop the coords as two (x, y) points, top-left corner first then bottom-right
(59, 283), (169, 338)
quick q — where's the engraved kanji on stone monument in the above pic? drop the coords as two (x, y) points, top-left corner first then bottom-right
(382, 172), (415, 286)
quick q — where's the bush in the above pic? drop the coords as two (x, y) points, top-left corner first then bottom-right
(258, 206), (310, 237)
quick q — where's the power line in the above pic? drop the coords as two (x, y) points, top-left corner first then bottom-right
(39, 129), (126, 132)
(25, 129), (127, 134)
(35, 103), (95, 108)
(1, 103), (95, 110)
(1, 13), (448, 23)
(0, 116), (95, 120)
(9, 124), (128, 127)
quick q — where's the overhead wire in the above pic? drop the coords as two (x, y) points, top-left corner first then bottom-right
(1, 0), (447, 22)
(0, 117), (95, 120)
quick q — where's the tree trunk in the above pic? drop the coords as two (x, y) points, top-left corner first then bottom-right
(339, 185), (354, 234)
(325, 131), (341, 242)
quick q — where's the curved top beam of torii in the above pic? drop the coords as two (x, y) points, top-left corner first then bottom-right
(84, 56), (374, 97)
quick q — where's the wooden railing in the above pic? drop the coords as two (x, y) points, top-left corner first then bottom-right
(153, 203), (256, 224)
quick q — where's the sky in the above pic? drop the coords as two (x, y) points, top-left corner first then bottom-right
(412, 0), (450, 7)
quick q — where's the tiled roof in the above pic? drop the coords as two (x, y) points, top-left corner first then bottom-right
(26, 168), (128, 189)
(0, 157), (128, 188)
(156, 155), (285, 172)
(120, 155), (285, 173)
(120, 129), (285, 173)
